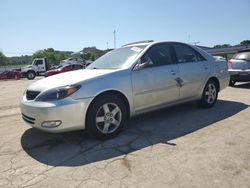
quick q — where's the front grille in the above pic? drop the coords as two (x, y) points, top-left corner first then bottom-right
(26, 90), (40, 100)
(22, 113), (35, 124)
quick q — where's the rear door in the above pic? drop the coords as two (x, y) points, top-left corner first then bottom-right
(171, 43), (210, 99)
(132, 43), (180, 112)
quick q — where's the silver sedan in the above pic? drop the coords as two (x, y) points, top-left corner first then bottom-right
(228, 51), (250, 86)
(21, 41), (229, 139)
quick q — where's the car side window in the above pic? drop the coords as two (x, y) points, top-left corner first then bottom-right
(74, 65), (82, 69)
(172, 43), (206, 63)
(64, 65), (72, 69)
(141, 44), (174, 68)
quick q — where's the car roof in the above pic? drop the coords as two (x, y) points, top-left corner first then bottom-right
(122, 40), (196, 48)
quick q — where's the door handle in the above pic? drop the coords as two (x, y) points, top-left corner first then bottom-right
(203, 65), (208, 70)
(170, 70), (176, 75)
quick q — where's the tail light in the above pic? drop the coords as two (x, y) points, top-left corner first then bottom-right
(227, 60), (232, 69)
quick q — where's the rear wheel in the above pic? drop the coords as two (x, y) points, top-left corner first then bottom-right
(86, 94), (127, 140)
(26, 71), (36, 80)
(198, 80), (218, 108)
(229, 80), (236, 87)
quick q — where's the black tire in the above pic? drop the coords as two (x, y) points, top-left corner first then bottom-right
(229, 80), (236, 87)
(26, 71), (36, 80)
(86, 94), (128, 140)
(198, 79), (218, 108)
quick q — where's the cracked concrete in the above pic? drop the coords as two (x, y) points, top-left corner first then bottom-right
(0, 78), (250, 188)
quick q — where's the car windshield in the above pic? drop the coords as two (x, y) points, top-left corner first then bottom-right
(87, 45), (147, 69)
(232, 52), (250, 61)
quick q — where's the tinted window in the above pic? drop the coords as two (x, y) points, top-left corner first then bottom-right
(141, 43), (174, 67)
(172, 43), (205, 63)
(73, 65), (82, 69)
(64, 65), (73, 69)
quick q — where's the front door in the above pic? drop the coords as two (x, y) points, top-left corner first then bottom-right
(132, 43), (180, 113)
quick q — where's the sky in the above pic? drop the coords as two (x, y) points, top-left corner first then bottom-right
(0, 0), (250, 57)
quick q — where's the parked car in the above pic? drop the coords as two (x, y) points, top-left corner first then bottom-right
(21, 41), (229, 139)
(60, 57), (84, 65)
(228, 51), (250, 86)
(44, 63), (84, 77)
(0, 70), (21, 80)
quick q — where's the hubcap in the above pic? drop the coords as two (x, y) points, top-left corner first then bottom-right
(95, 103), (122, 134)
(28, 73), (34, 78)
(205, 83), (217, 104)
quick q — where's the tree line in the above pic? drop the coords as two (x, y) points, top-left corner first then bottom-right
(213, 40), (250, 49)
(0, 47), (107, 66)
(1, 40), (249, 66)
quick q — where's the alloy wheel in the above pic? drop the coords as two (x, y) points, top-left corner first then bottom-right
(205, 83), (217, 104)
(95, 103), (122, 134)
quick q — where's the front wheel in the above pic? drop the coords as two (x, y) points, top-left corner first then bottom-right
(26, 71), (36, 80)
(86, 94), (128, 140)
(198, 80), (218, 108)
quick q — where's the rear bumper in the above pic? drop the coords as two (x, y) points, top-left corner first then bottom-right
(228, 69), (250, 82)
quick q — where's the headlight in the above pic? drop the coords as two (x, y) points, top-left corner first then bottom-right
(36, 85), (81, 101)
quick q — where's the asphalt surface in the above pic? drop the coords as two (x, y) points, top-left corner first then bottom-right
(0, 78), (250, 188)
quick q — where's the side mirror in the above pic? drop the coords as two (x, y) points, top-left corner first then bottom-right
(134, 59), (149, 71)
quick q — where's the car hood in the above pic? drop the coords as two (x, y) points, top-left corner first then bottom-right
(27, 69), (117, 91)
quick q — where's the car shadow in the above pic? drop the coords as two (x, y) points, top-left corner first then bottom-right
(21, 100), (248, 167)
(234, 82), (250, 89)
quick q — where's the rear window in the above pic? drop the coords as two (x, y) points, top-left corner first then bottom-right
(232, 52), (250, 61)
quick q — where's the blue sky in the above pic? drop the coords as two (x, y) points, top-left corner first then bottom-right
(0, 0), (250, 56)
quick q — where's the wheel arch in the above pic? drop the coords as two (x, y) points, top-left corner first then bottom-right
(208, 77), (220, 91)
(85, 90), (131, 123)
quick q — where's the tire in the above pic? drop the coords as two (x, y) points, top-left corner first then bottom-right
(86, 94), (128, 140)
(229, 80), (236, 87)
(198, 79), (218, 108)
(26, 71), (36, 80)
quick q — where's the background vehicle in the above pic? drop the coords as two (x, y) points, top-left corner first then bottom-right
(21, 41), (229, 140)
(60, 57), (84, 65)
(0, 70), (21, 80)
(228, 51), (250, 86)
(20, 58), (49, 80)
(44, 63), (84, 77)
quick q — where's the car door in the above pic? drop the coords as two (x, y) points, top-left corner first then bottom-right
(132, 43), (180, 113)
(171, 43), (210, 99)
(62, 65), (72, 73)
(34, 59), (44, 72)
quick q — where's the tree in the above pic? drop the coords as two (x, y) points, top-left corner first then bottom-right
(240, 40), (250, 46)
(0, 52), (8, 66)
(213, 44), (231, 48)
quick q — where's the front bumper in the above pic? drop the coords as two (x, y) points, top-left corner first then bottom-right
(20, 96), (93, 133)
(228, 69), (250, 82)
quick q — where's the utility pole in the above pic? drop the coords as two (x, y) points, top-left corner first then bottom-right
(113, 30), (116, 49)
(106, 42), (109, 50)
